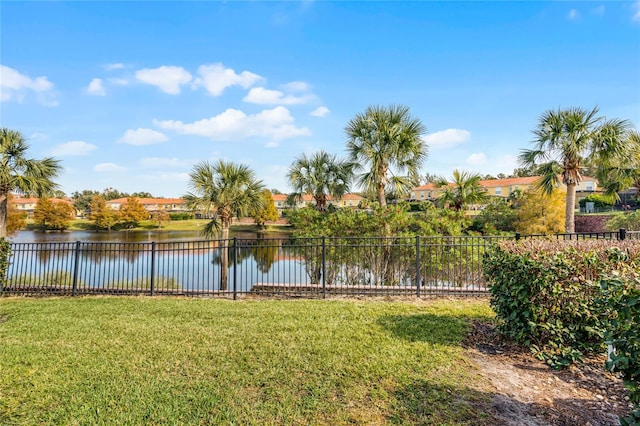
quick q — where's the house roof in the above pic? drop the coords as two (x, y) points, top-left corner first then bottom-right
(106, 197), (186, 205)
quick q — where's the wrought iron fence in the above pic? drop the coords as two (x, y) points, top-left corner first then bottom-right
(1, 229), (635, 298)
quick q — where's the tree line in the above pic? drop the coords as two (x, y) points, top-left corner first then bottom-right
(0, 104), (638, 238)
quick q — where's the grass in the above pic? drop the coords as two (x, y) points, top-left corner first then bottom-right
(0, 297), (495, 425)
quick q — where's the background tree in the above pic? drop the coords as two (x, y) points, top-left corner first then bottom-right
(519, 106), (631, 232)
(596, 130), (640, 201)
(252, 190), (279, 229)
(435, 170), (488, 211)
(33, 198), (75, 231)
(287, 150), (352, 212)
(6, 194), (26, 236)
(152, 210), (170, 228)
(345, 104), (427, 208)
(131, 191), (153, 198)
(119, 197), (148, 229)
(471, 198), (517, 234)
(0, 128), (62, 238)
(185, 160), (264, 290)
(101, 187), (128, 200)
(72, 190), (100, 217)
(515, 188), (566, 235)
(89, 195), (120, 231)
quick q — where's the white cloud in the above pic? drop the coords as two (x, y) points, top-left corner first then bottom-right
(139, 157), (191, 168)
(135, 65), (192, 94)
(496, 154), (519, 170)
(94, 163), (126, 172)
(423, 128), (471, 149)
(310, 106), (330, 117)
(105, 63), (125, 70)
(154, 106), (310, 144)
(466, 153), (487, 165)
(0, 65), (57, 105)
(108, 78), (129, 86)
(118, 128), (169, 146)
(193, 63), (263, 96)
(87, 78), (106, 96)
(243, 87), (315, 105)
(568, 9), (579, 20)
(634, 1), (640, 21)
(50, 141), (97, 156)
(591, 5), (605, 16)
(282, 81), (310, 92)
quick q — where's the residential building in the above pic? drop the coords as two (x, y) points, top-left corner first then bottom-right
(409, 176), (599, 204)
(105, 197), (188, 213)
(11, 196), (79, 218)
(271, 193), (364, 214)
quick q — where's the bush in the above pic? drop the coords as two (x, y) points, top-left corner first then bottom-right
(169, 213), (194, 221)
(483, 240), (640, 367)
(0, 238), (11, 288)
(579, 194), (615, 210)
(599, 274), (640, 424)
(607, 210), (640, 232)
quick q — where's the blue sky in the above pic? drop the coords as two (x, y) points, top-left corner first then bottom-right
(1, 1), (639, 198)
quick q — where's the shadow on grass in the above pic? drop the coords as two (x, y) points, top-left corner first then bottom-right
(377, 313), (471, 345)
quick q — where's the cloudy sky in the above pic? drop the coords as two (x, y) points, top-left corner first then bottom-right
(1, 1), (639, 197)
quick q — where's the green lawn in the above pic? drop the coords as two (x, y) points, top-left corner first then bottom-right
(0, 297), (495, 425)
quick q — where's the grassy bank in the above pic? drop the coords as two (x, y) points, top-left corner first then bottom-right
(0, 297), (494, 425)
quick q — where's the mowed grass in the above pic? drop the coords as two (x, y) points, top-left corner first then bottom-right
(0, 297), (494, 425)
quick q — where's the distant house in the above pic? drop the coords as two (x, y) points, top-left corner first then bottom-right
(11, 196), (79, 218)
(271, 193), (363, 214)
(409, 175), (599, 205)
(105, 197), (188, 213)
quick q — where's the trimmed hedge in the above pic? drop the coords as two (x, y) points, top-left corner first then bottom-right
(483, 240), (640, 367)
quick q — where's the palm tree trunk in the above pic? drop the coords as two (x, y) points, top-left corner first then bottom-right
(377, 183), (386, 208)
(0, 192), (7, 238)
(565, 184), (577, 233)
(220, 225), (229, 291)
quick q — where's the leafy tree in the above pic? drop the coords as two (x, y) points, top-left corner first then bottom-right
(6, 194), (26, 236)
(287, 150), (353, 212)
(510, 164), (538, 178)
(435, 170), (488, 211)
(270, 188), (283, 195)
(0, 128), (62, 237)
(515, 188), (566, 235)
(345, 104), (427, 207)
(185, 160), (264, 290)
(471, 198), (517, 234)
(72, 190), (100, 217)
(89, 195), (120, 231)
(131, 192), (153, 198)
(252, 190), (279, 229)
(119, 197), (148, 228)
(152, 210), (170, 228)
(519, 107), (631, 232)
(33, 198), (75, 231)
(606, 211), (640, 232)
(101, 187), (128, 200)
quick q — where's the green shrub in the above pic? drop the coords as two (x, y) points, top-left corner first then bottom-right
(599, 274), (640, 424)
(607, 210), (640, 232)
(578, 193), (615, 209)
(0, 238), (11, 288)
(483, 240), (640, 367)
(168, 213), (194, 220)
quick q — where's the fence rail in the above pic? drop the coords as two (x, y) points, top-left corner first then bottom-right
(1, 229), (636, 298)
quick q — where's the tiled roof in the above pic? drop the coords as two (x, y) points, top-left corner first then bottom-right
(107, 197), (186, 205)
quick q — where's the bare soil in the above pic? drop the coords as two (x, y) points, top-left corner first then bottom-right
(465, 321), (633, 426)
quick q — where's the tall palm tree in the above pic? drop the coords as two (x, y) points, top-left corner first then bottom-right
(286, 150), (353, 211)
(185, 160), (264, 290)
(345, 104), (427, 208)
(0, 128), (62, 238)
(435, 169), (488, 211)
(519, 107), (631, 233)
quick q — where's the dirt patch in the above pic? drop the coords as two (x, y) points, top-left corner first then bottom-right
(465, 321), (633, 425)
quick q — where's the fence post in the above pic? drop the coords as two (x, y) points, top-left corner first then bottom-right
(150, 242), (156, 296)
(72, 241), (81, 297)
(515, 233), (521, 241)
(619, 228), (627, 241)
(321, 236), (326, 299)
(233, 237), (238, 300)
(415, 235), (421, 298)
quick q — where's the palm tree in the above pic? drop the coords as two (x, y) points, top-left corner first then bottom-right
(596, 130), (640, 201)
(286, 150), (353, 211)
(0, 128), (62, 238)
(185, 160), (264, 290)
(435, 169), (488, 211)
(345, 104), (427, 208)
(519, 107), (631, 233)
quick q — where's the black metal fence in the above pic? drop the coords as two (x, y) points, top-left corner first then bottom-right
(2, 229), (637, 298)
